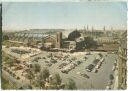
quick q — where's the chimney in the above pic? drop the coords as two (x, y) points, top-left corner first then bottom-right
(56, 32), (62, 48)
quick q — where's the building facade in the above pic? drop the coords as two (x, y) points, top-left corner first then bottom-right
(113, 31), (127, 89)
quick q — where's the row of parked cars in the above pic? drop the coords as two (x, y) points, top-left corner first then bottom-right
(77, 72), (90, 79)
(93, 57), (105, 73)
(11, 49), (31, 55)
(86, 59), (100, 72)
(32, 57), (41, 62)
(58, 59), (72, 69)
(44, 58), (57, 67)
(61, 60), (82, 74)
(86, 54), (105, 73)
(3, 66), (20, 80)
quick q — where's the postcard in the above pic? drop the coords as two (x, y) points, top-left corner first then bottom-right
(1, 1), (127, 90)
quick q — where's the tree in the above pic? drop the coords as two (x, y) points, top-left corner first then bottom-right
(27, 69), (35, 86)
(76, 37), (97, 50)
(68, 30), (81, 41)
(35, 68), (50, 89)
(76, 40), (86, 50)
(34, 64), (41, 74)
(53, 73), (62, 85)
(84, 37), (97, 49)
(50, 73), (62, 89)
(3, 34), (9, 41)
(76, 36), (98, 50)
(66, 78), (77, 90)
(35, 76), (45, 89)
(39, 68), (50, 81)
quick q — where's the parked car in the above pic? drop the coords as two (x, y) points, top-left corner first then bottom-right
(86, 52), (91, 55)
(12, 73), (16, 77)
(76, 60), (82, 65)
(98, 53), (103, 58)
(80, 73), (90, 79)
(61, 69), (68, 74)
(46, 63), (52, 67)
(72, 61), (78, 66)
(92, 59), (100, 66)
(58, 63), (67, 69)
(42, 57), (46, 59)
(69, 63), (75, 69)
(33, 57), (41, 62)
(86, 64), (95, 72)
(95, 64), (100, 69)
(100, 58), (105, 62)
(93, 68), (98, 73)
(16, 76), (20, 80)
(50, 59), (57, 64)
(84, 56), (88, 61)
(65, 59), (72, 63)
(45, 60), (50, 63)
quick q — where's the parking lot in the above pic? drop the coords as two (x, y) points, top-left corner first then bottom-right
(2, 46), (41, 60)
(28, 51), (118, 89)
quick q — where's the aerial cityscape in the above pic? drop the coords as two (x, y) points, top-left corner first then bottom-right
(1, 2), (127, 90)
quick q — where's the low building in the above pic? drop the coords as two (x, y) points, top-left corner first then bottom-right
(8, 31), (63, 50)
(91, 44), (119, 52)
(94, 37), (117, 44)
(80, 30), (104, 38)
(42, 35), (56, 48)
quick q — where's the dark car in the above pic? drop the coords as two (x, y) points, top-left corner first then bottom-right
(46, 63), (52, 67)
(98, 53), (103, 58)
(50, 59), (57, 64)
(76, 60), (82, 65)
(58, 63), (67, 69)
(86, 64), (95, 72)
(80, 73), (90, 79)
(45, 60), (49, 63)
(93, 59), (100, 66)
(61, 70), (68, 74)
(42, 57), (46, 59)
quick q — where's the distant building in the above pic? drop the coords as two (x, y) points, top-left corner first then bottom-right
(79, 30), (104, 38)
(42, 35), (57, 49)
(62, 41), (76, 50)
(9, 31), (63, 50)
(94, 37), (117, 44)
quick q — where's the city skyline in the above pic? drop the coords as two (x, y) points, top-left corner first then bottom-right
(2, 2), (127, 31)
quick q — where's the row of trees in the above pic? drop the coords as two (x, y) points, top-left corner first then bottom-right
(68, 30), (98, 50)
(26, 64), (77, 90)
(3, 34), (9, 41)
(76, 37), (98, 50)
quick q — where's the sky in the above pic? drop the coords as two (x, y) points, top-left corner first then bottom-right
(2, 2), (127, 31)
